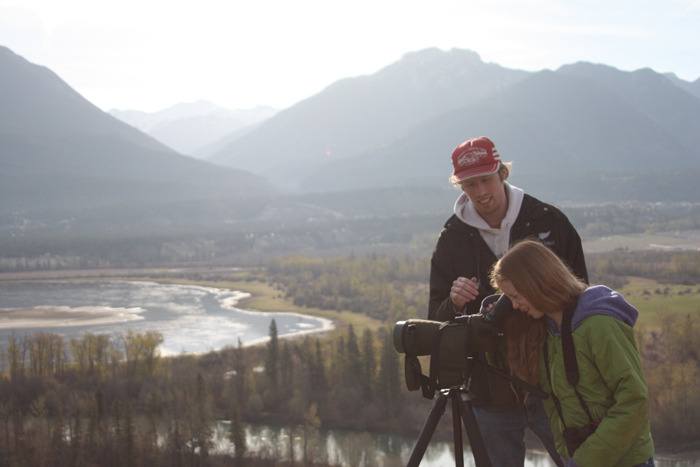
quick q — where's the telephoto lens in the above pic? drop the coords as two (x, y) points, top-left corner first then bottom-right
(392, 319), (441, 356)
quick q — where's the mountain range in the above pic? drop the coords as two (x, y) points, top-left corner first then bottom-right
(302, 62), (700, 201)
(2, 45), (699, 243)
(110, 101), (276, 157)
(0, 46), (271, 232)
(209, 48), (529, 190)
(206, 48), (700, 202)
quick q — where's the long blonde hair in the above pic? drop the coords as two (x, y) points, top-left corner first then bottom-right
(490, 240), (587, 384)
(491, 240), (586, 316)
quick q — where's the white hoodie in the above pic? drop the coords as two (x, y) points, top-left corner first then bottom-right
(453, 183), (525, 258)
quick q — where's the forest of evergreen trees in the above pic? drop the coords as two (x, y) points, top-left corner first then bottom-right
(0, 320), (430, 467)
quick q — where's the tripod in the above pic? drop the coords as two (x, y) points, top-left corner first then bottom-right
(407, 385), (491, 467)
(406, 357), (548, 467)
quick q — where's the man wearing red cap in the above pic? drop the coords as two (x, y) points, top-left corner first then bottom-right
(429, 136), (588, 467)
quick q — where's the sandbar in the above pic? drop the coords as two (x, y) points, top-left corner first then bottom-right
(0, 306), (145, 329)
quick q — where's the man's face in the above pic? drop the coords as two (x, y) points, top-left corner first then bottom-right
(459, 172), (507, 219)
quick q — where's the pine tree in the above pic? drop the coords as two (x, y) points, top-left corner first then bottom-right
(311, 339), (328, 408)
(233, 338), (248, 410)
(333, 336), (346, 385)
(361, 329), (376, 400)
(193, 373), (213, 462)
(228, 396), (246, 463)
(265, 319), (280, 408)
(377, 328), (401, 417)
(345, 325), (362, 380)
(280, 342), (294, 410)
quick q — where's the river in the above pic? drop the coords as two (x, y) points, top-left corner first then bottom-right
(0, 279), (332, 354)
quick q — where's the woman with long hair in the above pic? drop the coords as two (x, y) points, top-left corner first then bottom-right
(490, 240), (654, 467)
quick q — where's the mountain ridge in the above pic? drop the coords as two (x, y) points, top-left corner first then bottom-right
(207, 47), (700, 201)
(302, 65), (700, 201)
(0, 46), (271, 223)
(208, 47), (529, 188)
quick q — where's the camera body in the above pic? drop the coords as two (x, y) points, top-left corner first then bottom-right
(393, 294), (513, 390)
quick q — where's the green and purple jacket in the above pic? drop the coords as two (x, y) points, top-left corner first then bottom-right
(541, 286), (654, 467)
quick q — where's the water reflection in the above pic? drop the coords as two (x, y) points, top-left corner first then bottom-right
(212, 422), (564, 467)
(212, 422), (700, 467)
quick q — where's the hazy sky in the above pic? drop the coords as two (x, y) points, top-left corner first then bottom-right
(1, 0), (699, 112)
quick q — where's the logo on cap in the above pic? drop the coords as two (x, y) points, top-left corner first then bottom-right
(457, 148), (489, 167)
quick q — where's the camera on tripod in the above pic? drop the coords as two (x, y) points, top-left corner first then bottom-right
(393, 294), (513, 393)
(392, 294), (547, 467)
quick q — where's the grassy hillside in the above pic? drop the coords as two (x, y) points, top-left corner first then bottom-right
(620, 277), (700, 327)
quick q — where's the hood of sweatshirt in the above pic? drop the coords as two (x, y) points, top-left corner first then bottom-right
(547, 285), (639, 335)
(453, 183), (525, 231)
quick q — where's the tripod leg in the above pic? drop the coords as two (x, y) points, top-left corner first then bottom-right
(451, 393), (464, 467)
(407, 393), (448, 467)
(457, 398), (492, 467)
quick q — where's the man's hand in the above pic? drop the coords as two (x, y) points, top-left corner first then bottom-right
(450, 276), (480, 313)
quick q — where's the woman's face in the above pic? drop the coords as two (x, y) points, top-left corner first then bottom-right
(499, 280), (545, 319)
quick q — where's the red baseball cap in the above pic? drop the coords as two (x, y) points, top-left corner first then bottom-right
(451, 136), (501, 182)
